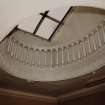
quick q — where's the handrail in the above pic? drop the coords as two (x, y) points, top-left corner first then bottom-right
(1, 20), (105, 69)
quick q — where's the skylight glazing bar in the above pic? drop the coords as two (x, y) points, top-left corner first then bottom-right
(49, 7), (73, 40)
(33, 11), (49, 35)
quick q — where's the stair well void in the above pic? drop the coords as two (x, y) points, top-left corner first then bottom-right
(0, 7), (105, 81)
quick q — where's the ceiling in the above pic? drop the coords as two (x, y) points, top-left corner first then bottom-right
(0, 0), (105, 41)
(0, 1), (105, 104)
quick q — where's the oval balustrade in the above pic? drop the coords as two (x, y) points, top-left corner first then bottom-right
(1, 20), (105, 69)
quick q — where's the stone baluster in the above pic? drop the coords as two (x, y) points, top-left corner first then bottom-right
(96, 27), (102, 47)
(31, 48), (36, 65)
(10, 38), (15, 57)
(83, 38), (87, 57)
(72, 43), (76, 61)
(45, 50), (47, 67)
(13, 40), (18, 59)
(77, 41), (81, 59)
(87, 35), (92, 54)
(52, 49), (57, 67)
(40, 49), (46, 67)
(51, 49), (53, 67)
(45, 49), (51, 67)
(68, 44), (72, 63)
(92, 32), (97, 51)
(58, 48), (63, 66)
(36, 49), (40, 67)
(62, 47), (64, 66)
(63, 47), (68, 65)
(7, 38), (12, 53)
(19, 43), (24, 63)
(101, 23), (105, 43)
(22, 46), (28, 64)
(28, 47), (34, 65)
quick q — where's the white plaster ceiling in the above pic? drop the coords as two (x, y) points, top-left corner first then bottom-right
(0, 0), (105, 41)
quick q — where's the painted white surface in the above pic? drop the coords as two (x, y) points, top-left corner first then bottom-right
(48, 6), (70, 21)
(0, 0), (105, 41)
(18, 15), (42, 33)
(36, 18), (58, 39)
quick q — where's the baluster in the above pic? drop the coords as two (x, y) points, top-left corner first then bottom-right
(45, 50), (47, 67)
(23, 46), (28, 64)
(88, 35), (92, 54)
(1, 38), (7, 51)
(12, 40), (15, 58)
(62, 47), (64, 66)
(92, 32), (97, 51)
(33, 49), (38, 66)
(51, 49), (53, 67)
(17, 43), (24, 62)
(40, 50), (43, 67)
(16, 41), (20, 59)
(78, 40), (84, 59)
(96, 27), (102, 47)
(93, 30), (100, 49)
(52, 49), (57, 67)
(36, 49), (41, 67)
(28, 48), (31, 65)
(7, 38), (12, 53)
(31, 49), (36, 66)
(77, 41), (81, 59)
(68, 44), (72, 63)
(28, 47), (33, 65)
(31, 48), (35, 65)
(56, 48), (59, 67)
(67, 46), (70, 64)
(51, 49), (54, 67)
(19, 43), (24, 63)
(13, 40), (18, 59)
(10, 39), (15, 57)
(27, 47), (30, 65)
(46, 49), (51, 67)
(101, 23), (105, 43)
(16, 43), (21, 61)
(83, 38), (87, 57)
(43, 50), (46, 67)
(72, 43), (76, 61)
(58, 48), (63, 66)
(60, 48), (63, 66)
(63, 47), (68, 65)
(99, 25), (104, 45)
(40, 49), (46, 67)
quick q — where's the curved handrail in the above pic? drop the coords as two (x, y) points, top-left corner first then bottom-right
(1, 20), (105, 68)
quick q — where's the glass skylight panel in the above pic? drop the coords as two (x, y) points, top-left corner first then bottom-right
(36, 18), (58, 39)
(18, 6), (72, 40)
(33, 7), (71, 40)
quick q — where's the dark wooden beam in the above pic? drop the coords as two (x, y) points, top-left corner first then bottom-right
(58, 81), (105, 103)
(0, 25), (18, 43)
(0, 88), (57, 103)
(33, 11), (49, 35)
(40, 13), (63, 24)
(49, 7), (73, 41)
